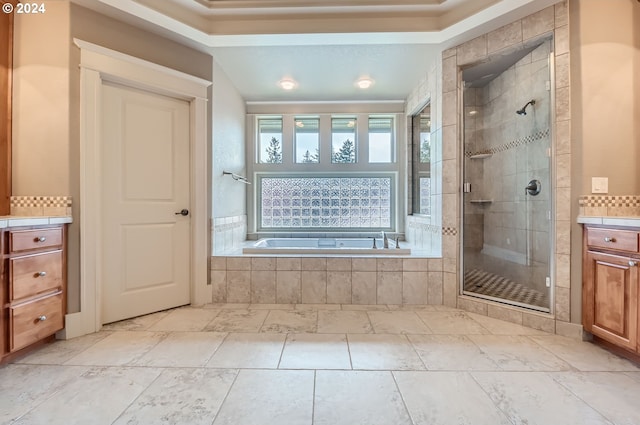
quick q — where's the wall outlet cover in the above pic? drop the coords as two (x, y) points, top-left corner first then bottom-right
(591, 177), (608, 194)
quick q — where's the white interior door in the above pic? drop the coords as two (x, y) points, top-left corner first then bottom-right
(101, 82), (191, 324)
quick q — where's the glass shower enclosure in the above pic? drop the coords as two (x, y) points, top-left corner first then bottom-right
(461, 36), (554, 312)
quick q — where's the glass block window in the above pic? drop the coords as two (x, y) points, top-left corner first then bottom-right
(331, 118), (357, 163)
(368, 117), (394, 163)
(419, 177), (431, 215)
(258, 118), (283, 163)
(259, 176), (392, 229)
(295, 118), (320, 163)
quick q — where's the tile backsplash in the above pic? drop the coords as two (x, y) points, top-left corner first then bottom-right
(10, 196), (72, 216)
(579, 195), (640, 217)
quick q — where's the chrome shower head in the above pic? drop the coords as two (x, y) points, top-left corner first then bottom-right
(516, 99), (536, 115)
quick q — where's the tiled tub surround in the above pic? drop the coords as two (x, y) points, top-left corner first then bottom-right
(212, 215), (247, 255)
(210, 256), (444, 306)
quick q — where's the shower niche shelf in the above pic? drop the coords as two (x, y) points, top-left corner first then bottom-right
(469, 199), (493, 204)
(469, 153), (493, 159)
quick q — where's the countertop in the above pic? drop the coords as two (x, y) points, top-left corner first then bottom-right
(577, 216), (640, 227)
(0, 216), (72, 229)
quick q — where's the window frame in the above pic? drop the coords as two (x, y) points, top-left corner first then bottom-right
(246, 111), (406, 234)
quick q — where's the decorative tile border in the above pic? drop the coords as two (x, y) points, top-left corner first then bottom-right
(579, 195), (640, 207)
(578, 195), (640, 217)
(465, 128), (550, 157)
(11, 196), (72, 208)
(442, 227), (458, 236)
(10, 196), (72, 217)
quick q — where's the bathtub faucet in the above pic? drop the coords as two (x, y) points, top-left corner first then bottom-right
(381, 231), (389, 249)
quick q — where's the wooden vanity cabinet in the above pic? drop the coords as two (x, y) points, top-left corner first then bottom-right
(582, 225), (640, 356)
(1, 224), (67, 363)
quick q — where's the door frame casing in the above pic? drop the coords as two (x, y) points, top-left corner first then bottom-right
(64, 39), (211, 338)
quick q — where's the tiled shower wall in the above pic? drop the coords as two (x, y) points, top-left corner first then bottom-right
(463, 39), (552, 291)
(210, 256), (443, 305)
(438, 2), (576, 336)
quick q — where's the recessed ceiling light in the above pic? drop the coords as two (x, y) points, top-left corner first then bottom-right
(278, 78), (298, 90)
(355, 77), (374, 89)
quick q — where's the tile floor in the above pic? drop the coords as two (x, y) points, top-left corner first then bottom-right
(2, 304), (640, 425)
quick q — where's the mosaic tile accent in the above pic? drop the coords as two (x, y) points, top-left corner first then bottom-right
(442, 227), (458, 236)
(578, 195), (640, 217)
(260, 177), (392, 229)
(465, 128), (550, 157)
(10, 196), (73, 217)
(579, 195), (640, 207)
(11, 196), (72, 208)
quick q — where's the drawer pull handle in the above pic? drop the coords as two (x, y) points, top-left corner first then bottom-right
(37, 315), (47, 322)
(603, 237), (616, 243)
(35, 271), (47, 277)
(35, 236), (47, 243)
(630, 261), (638, 267)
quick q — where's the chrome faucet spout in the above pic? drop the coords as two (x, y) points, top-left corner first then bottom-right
(381, 231), (389, 249)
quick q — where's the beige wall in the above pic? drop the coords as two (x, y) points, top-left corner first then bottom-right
(11, 1), (214, 313)
(12, 1), (71, 196)
(569, 0), (640, 322)
(570, 0), (640, 196)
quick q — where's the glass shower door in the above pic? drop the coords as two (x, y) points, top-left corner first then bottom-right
(461, 37), (553, 312)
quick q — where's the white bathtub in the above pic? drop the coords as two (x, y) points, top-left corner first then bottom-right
(242, 238), (411, 255)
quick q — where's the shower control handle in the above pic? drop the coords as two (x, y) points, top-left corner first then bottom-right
(525, 179), (541, 196)
(604, 237), (616, 243)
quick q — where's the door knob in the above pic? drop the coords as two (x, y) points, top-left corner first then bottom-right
(175, 209), (189, 216)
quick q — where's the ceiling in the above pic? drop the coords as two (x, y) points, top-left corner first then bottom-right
(72, 0), (560, 102)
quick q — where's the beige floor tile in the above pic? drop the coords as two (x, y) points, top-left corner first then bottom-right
(348, 334), (425, 370)
(394, 371), (512, 424)
(212, 369), (314, 425)
(260, 310), (318, 333)
(205, 303), (250, 309)
(417, 311), (491, 334)
(467, 312), (550, 335)
(387, 304), (441, 311)
(551, 371), (640, 425)
(206, 333), (286, 368)
(317, 310), (373, 333)
(204, 309), (269, 332)
(368, 311), (432, 334)
(132, 332), (227, 367)
(295, 303), (342, 310)
(248, 303), (295, 310)
(64, 331), (167, 366)
(529, 335), (640, 372)
(314, 370), (412, 425)
(342, 304), (389, 311)
(12, 366), (162, 425)
(471, 371), (612, 425)
(279, 333), (351, 369)
(102, 310), (170, 331)
(15, 332), (113, 365)
(0, 364), (89, 423)
(467, 335), (572, 371)
(407, 334), (500, 371)
(625, 371), (640, 382)
(113, 368), (238, 425)
(147, 307), (221, 332)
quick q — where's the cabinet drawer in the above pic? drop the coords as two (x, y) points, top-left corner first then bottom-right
(587, 228), (639, 253)
(9, 227), (63, 253)
(10, 293), (64, 352)
(10, 251), (63, 301)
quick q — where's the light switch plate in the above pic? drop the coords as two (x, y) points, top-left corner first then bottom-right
(591, 177), (608, 194)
